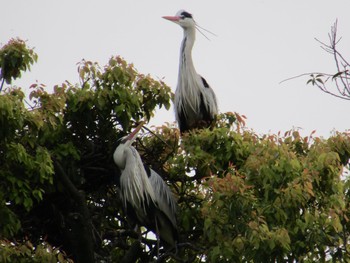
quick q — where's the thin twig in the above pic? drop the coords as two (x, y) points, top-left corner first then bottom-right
(142, 125), (174, 150)
(281, 20), (350, 100)
(0, 78), (5, 92)
(279, 72), (332, 84)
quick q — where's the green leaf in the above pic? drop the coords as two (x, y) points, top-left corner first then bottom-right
(316, 78), (324, 84)
(332, 70), (346, 80)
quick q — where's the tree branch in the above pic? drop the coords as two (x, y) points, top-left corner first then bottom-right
(120, 241), (143, 263)
(281, 20), (350, 100)
(0, 78), (5, 92)
(54, 159), (95, 263)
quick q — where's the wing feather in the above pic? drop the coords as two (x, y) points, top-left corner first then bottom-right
(149, 169), (177, 228)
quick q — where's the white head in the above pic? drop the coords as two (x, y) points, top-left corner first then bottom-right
(113, 122), (144, 169)
(162, 10), (196, 29)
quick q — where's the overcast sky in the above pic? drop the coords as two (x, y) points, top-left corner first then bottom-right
(2, 1), (350, 137)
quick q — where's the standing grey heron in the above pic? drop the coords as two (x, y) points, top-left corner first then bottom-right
(163, 10), (218, 133)
(113, 122), (178, 249)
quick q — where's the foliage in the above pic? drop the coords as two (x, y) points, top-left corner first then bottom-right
(0, 40), (172, 262)
(0, 38), (38, 91)
(199, 129), (350, 262)
(0, 240), (73, 263)
(1, 38), (350, 262)
(140, 115), (350, 262)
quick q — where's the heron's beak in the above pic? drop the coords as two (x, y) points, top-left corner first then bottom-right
(162, 16), (180, 22)
(127, 121), (145, 141)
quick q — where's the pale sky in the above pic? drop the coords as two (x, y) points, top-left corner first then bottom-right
(2, 1), (350, 137)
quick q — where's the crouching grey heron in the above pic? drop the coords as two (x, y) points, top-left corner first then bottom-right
(113, 122), (178, 250)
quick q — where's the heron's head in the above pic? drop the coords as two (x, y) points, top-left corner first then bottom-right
(162, 10), (195, 29)
(119, 121), (144, 147)
(113, 122), (144, 168)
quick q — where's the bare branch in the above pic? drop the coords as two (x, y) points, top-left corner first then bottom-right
(141, 125), (174, 150)
(282, 20), (350, 100)
(280, 72), (332, 84)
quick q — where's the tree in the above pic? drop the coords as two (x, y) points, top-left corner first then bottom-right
(1, 38), (350, 262)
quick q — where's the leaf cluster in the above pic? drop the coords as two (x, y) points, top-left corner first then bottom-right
(0, 240), (72, 263)
(0, 38), (38, 89)
(187, 128), (350, 262)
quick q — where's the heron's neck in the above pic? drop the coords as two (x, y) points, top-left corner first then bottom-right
(179, 27), (196, 77)
(113, 145), (126, 170)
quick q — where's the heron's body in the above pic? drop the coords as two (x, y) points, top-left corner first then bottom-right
(164, 10), (218, 133)
(113, 123), (178, 249)
(114, 145), (156, 223)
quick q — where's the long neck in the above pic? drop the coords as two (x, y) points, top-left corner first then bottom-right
(176, 27), (201, 118)
(179, 27), (197, 78)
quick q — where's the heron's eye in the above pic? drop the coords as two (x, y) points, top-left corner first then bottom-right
(118, 136), (128, 144)
(181, 11), (192, 19)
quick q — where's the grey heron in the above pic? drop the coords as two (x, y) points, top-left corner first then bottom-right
(163, 10), (218, 133)
(113, 122), (178, 249)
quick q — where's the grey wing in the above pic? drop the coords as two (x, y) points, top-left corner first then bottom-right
(200, 75), (218, 117)
(149, 169), (177, 227)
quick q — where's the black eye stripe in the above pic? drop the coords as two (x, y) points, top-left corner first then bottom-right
(181, 11), (192, 19)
